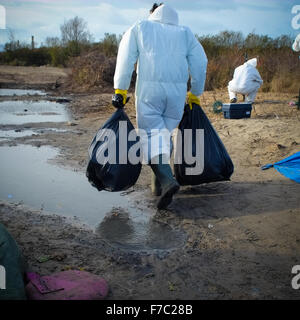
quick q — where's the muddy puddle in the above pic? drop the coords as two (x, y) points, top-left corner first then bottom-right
(0, 145), (130, 225)
(0, 100), (70, 125)
(0, 129), (37, 142)
(0, 128), (68, 141)
(0, 92), (186, 253)
(0, 144), (185, 253)
(0, 88), (46, 96)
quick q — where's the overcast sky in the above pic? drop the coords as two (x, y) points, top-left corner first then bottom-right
(0, 0), (299, 46)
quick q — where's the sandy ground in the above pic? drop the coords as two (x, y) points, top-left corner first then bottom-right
(0, 65), (70, 89)
(0, 66), (300, 299)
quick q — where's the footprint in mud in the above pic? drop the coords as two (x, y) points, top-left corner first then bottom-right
(96, 207), (186, 253)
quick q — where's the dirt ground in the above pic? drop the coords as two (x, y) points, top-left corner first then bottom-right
(0, 65), (70, 88)
(0, 66), (300, 299)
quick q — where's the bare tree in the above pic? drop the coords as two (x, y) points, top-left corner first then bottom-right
(8, 28), (15, 43)
(216, 31), (244, 48)
(60, 16), (93, 46)
(45, 36), (61, 47)
(5, 28), (22, 51)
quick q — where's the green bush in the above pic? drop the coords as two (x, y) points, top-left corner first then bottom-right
(0, 47), (51, 66)
(49, 46), (68, 67)
(96, 33), (120, 57)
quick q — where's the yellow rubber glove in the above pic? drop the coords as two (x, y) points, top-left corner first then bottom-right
(187, 92), (200, 110)
(115, 89), (128, 105)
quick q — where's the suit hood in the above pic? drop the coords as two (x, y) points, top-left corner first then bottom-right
(246, 58), (257, 68)
(148, 4), (179, 25)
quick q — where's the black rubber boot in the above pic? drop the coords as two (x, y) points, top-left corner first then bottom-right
(150, 155), (180, 209)
(151, 171), (162, 196)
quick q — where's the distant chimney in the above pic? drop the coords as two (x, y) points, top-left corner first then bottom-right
(31, 36), (34, 49)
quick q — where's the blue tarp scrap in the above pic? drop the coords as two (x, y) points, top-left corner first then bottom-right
(261, 151), (300, 183)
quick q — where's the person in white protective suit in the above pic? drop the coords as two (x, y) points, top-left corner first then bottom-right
(112, 3), (207, 209)
(292, 34), (300, 52)
(228, 58), (263, 104)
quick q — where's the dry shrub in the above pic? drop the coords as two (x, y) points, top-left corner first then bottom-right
(264, 49), (300, 93)
(65, 32), (300, 94)
(270, 72), (300, 93)
(204, 47), (300, 93)
(258, 48), (299, 93)
(205, 47), (244, 90)
(67, 50), (116, 92)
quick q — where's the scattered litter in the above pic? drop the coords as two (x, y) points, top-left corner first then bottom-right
(62, 265), (73, 271)
(208, 224), (214, 229)
(37, 255), (51, 263)
(168, 281), (176, 291)
(51, 253), (67, 261)
(67, 121), (78, 126)
(277, 144), (286, 149)
(289, 101), (296, 106)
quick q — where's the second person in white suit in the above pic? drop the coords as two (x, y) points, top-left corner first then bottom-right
(228, 58), (263, 104)
(292, 33), (300, 52)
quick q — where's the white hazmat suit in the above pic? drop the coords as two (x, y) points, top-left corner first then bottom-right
(114, 4), (207, 162)
(228, 58), (263, 103)
(292, 34), (300, 52)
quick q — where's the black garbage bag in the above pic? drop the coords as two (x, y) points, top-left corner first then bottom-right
(0, 223), (27, 300)
(86, 108), (142, 192)
(174, 104), (234, 185)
